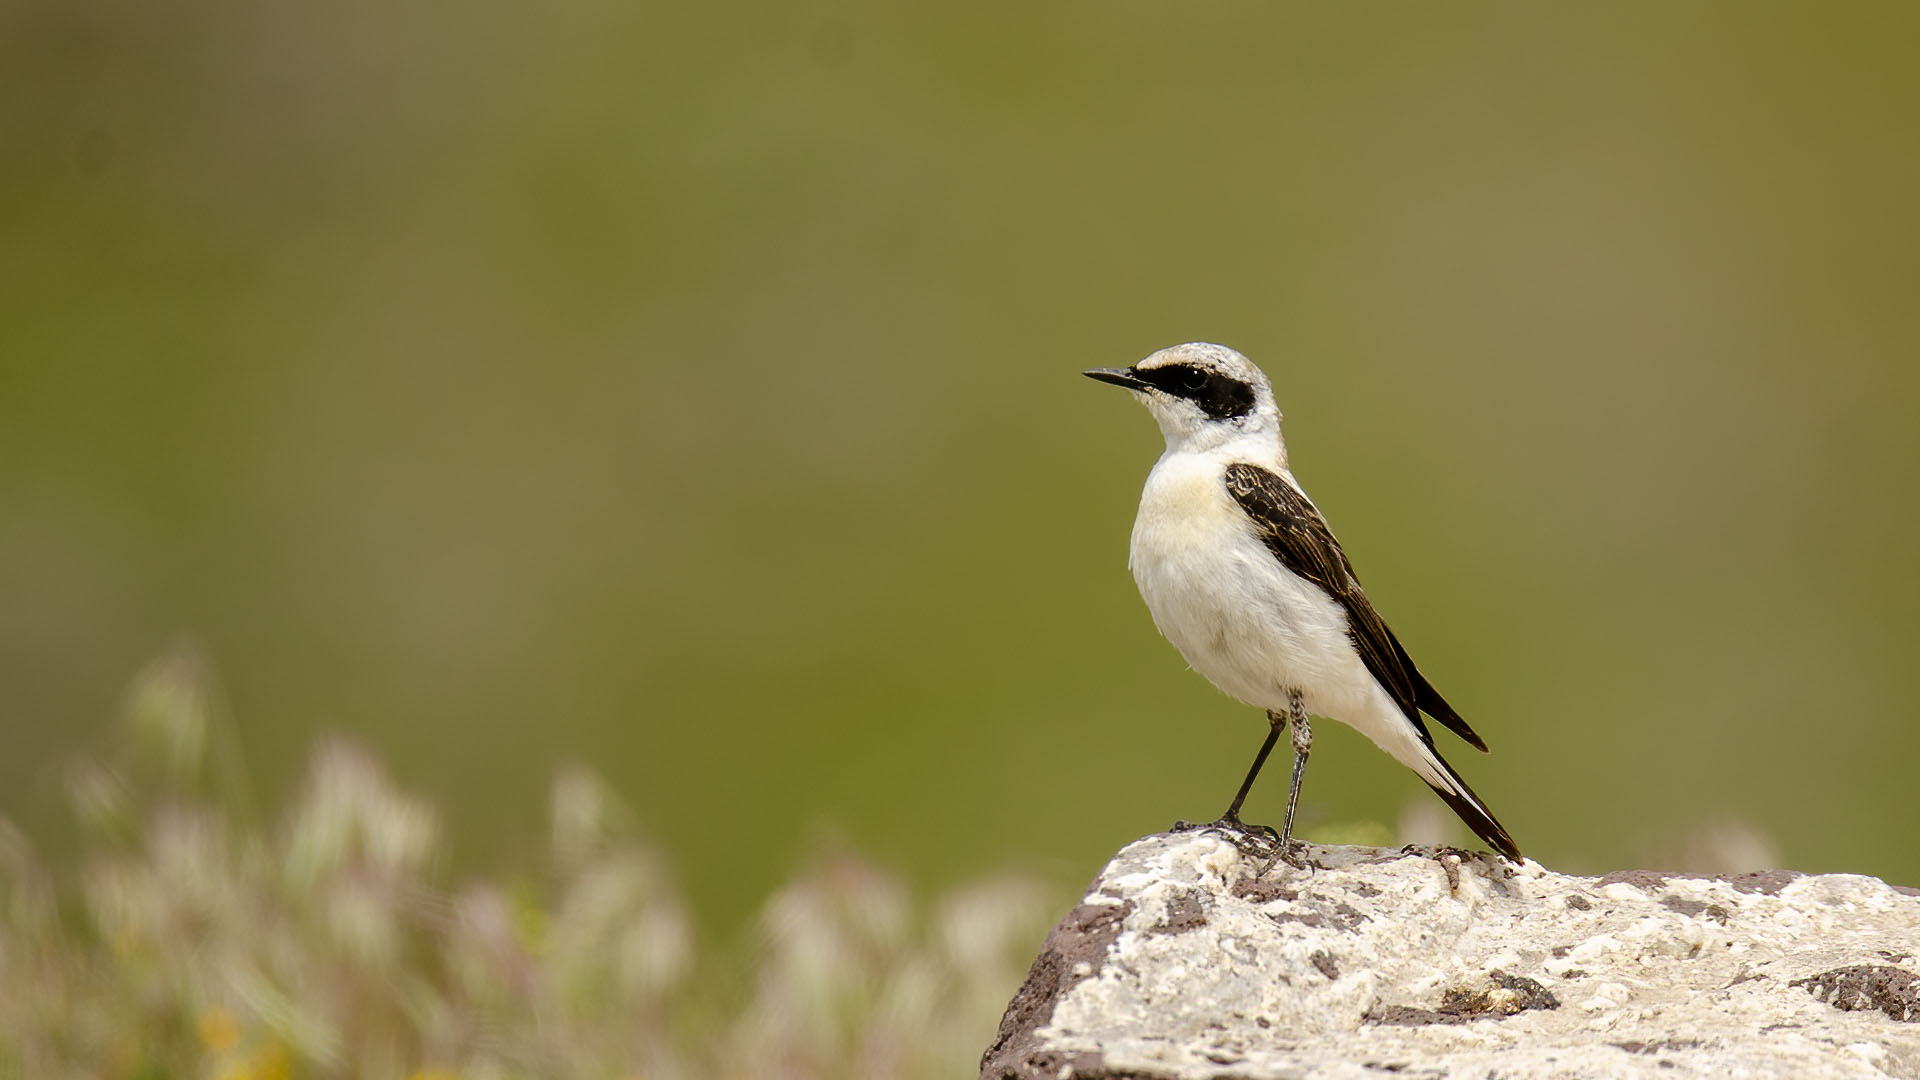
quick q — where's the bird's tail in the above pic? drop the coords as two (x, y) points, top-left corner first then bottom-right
(1408, 740), (1521, 861)
(1350, 690), (1522, 861)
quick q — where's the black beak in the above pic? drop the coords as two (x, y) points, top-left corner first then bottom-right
(1084, 367), (1151, 391)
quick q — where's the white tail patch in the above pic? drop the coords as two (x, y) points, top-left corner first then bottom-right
(1353, 686), (1488, 812)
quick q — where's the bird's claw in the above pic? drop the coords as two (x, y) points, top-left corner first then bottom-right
(1172, 816), (1287, 862)
(1275, 837), (1312, 870)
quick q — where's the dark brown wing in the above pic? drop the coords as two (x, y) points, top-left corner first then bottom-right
(1221, 461), (1488, 752)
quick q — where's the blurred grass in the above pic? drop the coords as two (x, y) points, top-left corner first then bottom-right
(0, 651), (1059, 1079)
(3, 0), (1919, 938)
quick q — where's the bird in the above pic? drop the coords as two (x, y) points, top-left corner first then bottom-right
(1084, 342), (1521, 863)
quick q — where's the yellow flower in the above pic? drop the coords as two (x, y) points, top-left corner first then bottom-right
(198, 1007), (240, 1054)
(251, 1042), (291, 1080)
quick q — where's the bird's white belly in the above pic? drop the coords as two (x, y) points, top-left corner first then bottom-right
(1127, 455), (1375, 720)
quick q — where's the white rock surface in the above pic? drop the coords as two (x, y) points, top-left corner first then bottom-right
(981, 832), (1920, 1079)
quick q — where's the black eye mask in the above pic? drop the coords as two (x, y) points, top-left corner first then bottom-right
(1134, 363), (1257, 420)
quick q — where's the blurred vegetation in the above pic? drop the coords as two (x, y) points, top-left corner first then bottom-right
(0, 651), (1057, 1079)
(3, 0), (1919, 942)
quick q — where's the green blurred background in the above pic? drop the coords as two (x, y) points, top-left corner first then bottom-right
(5, 2), (1918, 933)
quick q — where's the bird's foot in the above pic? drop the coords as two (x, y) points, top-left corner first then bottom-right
(1173, 817), (1317, 876)
(1172, 815), (1285, 861)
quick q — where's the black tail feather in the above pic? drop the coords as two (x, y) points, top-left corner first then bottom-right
(1423, 766), (1521, 862)
(1414, 670), (1488, 752)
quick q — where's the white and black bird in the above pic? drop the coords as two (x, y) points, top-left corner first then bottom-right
(1085, 342), (1520, 862)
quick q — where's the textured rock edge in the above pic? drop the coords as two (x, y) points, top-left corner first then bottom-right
(979, 895), (1135, 1079)
(979, 834), (1920, 1080)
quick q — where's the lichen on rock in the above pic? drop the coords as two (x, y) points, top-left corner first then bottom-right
(982, 831), (1920, 1079)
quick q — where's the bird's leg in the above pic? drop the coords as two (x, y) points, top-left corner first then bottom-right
(1276, 690), (1313, 868)
(1222, 710), (1284, 827)
(1172, 709), (1286, 857)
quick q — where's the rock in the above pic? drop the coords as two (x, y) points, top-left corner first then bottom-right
(981, 831), (1920, 1080)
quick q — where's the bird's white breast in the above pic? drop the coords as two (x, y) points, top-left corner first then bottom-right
(1127, 452), (1374, 718)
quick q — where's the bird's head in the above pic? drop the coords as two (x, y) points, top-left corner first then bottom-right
(1084, 342), (1281, 455)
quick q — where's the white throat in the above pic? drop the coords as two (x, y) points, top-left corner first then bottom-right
(1144, 395), (1288, 466)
